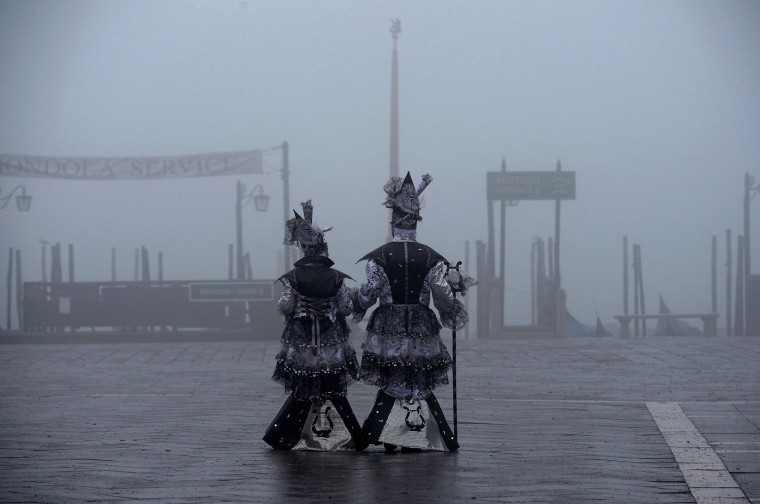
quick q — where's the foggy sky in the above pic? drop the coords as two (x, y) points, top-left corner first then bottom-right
(1, 0), (759, 330)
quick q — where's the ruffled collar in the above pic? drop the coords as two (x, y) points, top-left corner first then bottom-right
(293, 254), (334, 268)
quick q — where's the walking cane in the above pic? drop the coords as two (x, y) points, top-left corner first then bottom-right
(445, 260), (463, 442)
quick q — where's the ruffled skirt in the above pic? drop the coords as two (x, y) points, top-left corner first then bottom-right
(272, 315), (359, 401)
(359, 304), (452, 400)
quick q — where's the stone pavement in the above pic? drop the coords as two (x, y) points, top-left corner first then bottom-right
(0, 334), (758, 503)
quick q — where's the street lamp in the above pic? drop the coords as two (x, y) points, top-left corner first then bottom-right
(236, 181), (270, 280)
(250, 184), (271, 213)
(0, 185), (32, 211)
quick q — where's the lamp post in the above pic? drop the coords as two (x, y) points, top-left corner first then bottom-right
(236, 181), (270, 280)
(0, 185), (32, 211)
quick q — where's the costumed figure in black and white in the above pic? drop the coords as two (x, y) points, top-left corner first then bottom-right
(353, 173), (469, 452)
(263, 200), (367, 451)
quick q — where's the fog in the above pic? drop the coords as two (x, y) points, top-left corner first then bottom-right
(1, 0), (759, 330)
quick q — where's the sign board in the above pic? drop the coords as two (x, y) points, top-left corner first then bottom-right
(189, 282), (273, 302)
(487, 171), (576, 200)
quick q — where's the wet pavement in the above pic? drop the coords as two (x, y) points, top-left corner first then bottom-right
(0, 334), (758, 503)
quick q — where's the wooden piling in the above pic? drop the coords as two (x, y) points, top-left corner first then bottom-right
(530, 240), (536, 325)
(133, 248), (139, 281)
(711, 235), (717, 316)
(6, 247), (13, 331)
(51, 243), (62, 283)
(228, 244), (234, 280)
(638, 245), (647, 337)
(548, 237), (554, 280)
(726, 229), (732, 336)
(141, 246), (150, 283)
(158, 252), (163, 282)
(15, 249), (22, 331)
(735, 235), (745, 336)
(633, 244), (639, 337)
(486, 173), (497, 337)
(68, 244), (74, 283)
(41, 243), (47, 283)
(476, 240), (487, 338)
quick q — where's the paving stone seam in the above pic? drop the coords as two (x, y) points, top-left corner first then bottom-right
(647, 401), (751, 504)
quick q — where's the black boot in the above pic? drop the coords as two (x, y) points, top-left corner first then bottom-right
(426, 392), (459, 452)
(263, 395), (311, 450)
(331, 396), (369, 451)
(362, 389), (396, 445)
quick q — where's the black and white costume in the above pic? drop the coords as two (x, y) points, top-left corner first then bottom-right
(353, 173), (468, 452)
(263, 201), (367, 451)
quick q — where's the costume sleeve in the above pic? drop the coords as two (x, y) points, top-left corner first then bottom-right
(277, 279), (296, 316)
(429, 261), (454, 312)
(430, 261), (470, 330)
(336, 281), (353, 316)
(352, 259), (384, 322)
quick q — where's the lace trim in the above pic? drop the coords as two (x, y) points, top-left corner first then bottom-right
(272, 369), (359, 401)
(439, 298), (469, 330)
(359, 355), (450, 400)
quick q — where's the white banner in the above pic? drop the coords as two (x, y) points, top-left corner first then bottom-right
(0, 150), (264, 180)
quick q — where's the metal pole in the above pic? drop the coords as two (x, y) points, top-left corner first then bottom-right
(445, 260), (462, 442)
(282, 141), (290, 273)
(554, 160), (562, 288)
(743, 174), (751, 332)
(745, 174), (752, 276)
(499, 159), (506, 329)
(387, 20), (401, 242)
(452, 315), (457, 441)
(623, 236), (629, 316)
(465, 240), (470, 340)
(389, 22), (400, 183)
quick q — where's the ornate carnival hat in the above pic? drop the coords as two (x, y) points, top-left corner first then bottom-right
(284, 200), (332, 255)
(383, 171), (432, 230)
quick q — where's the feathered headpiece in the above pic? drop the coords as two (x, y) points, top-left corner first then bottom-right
(284, 200), (332, 256)
(384, 172), (432, 230)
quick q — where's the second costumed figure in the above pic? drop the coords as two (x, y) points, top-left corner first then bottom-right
(263, 200), (367, 451)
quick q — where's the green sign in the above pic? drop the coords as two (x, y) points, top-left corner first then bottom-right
(189, 282), (273, 302)
(487, 171), (576, 200)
